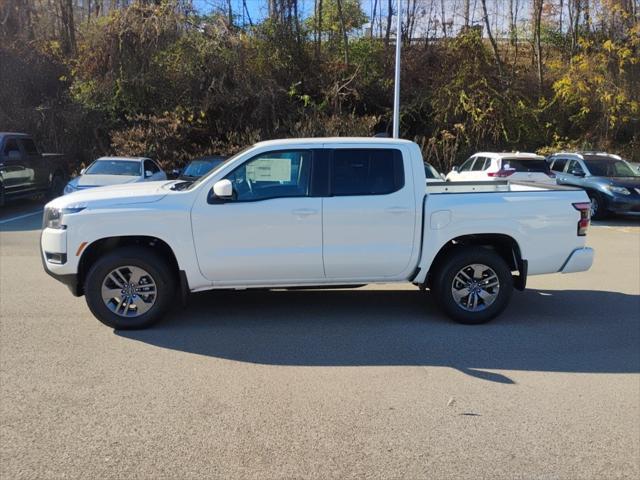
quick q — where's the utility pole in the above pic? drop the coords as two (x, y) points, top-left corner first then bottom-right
(392, 0), (402, 138)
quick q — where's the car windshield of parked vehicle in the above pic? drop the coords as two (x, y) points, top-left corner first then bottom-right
(85, 159), (141, 176)
(502, 158), (549, 172)
(583, 156), (639, 177)
(182, 158), (225, 178)
(424, 163), (440, 179)
(185, 147), (252, 190)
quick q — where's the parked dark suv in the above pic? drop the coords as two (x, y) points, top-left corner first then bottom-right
(547, 152), (640, 219)
(0, 133), (69, 206)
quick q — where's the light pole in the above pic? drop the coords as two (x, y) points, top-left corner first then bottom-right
(392, 0), (403, 138)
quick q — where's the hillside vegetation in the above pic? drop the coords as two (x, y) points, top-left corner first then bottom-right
(0, 1), (638, 173)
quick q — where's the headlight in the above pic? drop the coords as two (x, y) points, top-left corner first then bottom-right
(42, 205), (87, 229)
(606, 185), (631, 195)
(63, 183), (76, 195)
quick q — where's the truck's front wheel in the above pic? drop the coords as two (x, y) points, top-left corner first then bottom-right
(432, 248), (513, 324)
(84, 246), (175, 330)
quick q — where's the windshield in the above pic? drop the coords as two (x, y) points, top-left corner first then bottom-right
(85, 159), (141, 176)
(186, 147), (252, 190)
(182, 158), (225, 178)
(583, 157), (638, 177)
(502, 158), (549, 172)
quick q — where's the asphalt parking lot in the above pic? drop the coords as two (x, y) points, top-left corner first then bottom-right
(1, 201), (639, 479)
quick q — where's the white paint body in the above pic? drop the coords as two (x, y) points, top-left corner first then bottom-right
(446, 152), (557, 185)
(41, 138), (593, 293)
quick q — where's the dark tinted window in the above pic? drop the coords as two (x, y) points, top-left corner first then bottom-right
(3, 139), (19, 155)
(331, 149), (404, 196)
(550, 158), (567, 172)
(582, 157), (638, 177)
(144, 160), (160, 173)
(20, 138), (38, 155)
(501, 158), (549, 172)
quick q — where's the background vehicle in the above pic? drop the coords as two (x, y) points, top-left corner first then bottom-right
(41, 138), (593, 330)
(547, 152), (640, 219)
(0, 132), (69, 206)
(64, 157), (166, 194)
(446, 152), (556, 184)
(171, 155), (226, 181)
(424, 162), (446, 183)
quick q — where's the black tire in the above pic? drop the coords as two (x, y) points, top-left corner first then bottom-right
(587, 191), (609, 220)
(432, 247), (513, 325)
(47, 172), (66, 200)
(84, 246), (176, 329)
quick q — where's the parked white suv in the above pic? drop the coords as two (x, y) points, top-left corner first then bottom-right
(41, 138), (593, 330)
(446, 152), (556, 184)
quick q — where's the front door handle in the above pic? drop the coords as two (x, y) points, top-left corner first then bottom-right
(292, 208), (318, 217)
(385, 207), (411, 215)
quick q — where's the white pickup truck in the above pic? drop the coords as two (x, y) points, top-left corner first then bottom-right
(41, 138), (594, 329)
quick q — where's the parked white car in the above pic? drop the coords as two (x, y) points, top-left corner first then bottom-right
(446, 152), (556, 184)
(64, 157), (166, 194)
(42, 138), (593, 330)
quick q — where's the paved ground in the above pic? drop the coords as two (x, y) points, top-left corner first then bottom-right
(1, 201), (639, 479)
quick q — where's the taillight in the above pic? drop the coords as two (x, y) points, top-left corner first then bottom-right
(488, 169), (516, 178)
(573, 202), (591, 236)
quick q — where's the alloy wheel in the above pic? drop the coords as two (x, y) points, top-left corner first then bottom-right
(451, 263), (500, 312)
(101, 266), (157, 317)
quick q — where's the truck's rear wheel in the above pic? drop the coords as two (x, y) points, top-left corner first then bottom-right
(432, 248), (513, 324)
(84, 246), (175, 329)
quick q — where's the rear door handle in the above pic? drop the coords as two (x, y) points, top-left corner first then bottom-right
(385, 207), (411, 215)
(292, 208), (318, 217)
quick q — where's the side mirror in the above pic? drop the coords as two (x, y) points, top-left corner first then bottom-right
(213, 179), (233, 199)
(570, 170), (585, 177)
(7, 150), (21, 161)
(171, 168), (181, 176)
(440, 173), (447, 181)
(80, 168), (86, 175)
(144, 170), (153, 178)
(451, 166), (459, 172)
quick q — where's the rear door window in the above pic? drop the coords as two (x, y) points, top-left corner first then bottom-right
(330, 149), (404, 196)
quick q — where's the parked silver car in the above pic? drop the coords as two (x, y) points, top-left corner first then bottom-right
(64, 157), (166, 194)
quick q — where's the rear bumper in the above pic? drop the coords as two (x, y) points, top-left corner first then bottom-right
(560, 247), (594, 274)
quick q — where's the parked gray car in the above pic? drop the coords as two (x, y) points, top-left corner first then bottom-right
(547, 152), (640, 219)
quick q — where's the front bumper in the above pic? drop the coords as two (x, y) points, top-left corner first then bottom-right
(560, 247), (594, 274)
(40, 227), (82, 296)
(606, 193), (640, 214)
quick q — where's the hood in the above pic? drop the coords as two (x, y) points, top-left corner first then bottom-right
(71, 174), (140, 188)
(48, 181), (172, 209)
(594, 177), (640, 188)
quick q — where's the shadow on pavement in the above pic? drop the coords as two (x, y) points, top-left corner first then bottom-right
(0, 198), (44, 232)
(118, 288), (640, 382)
